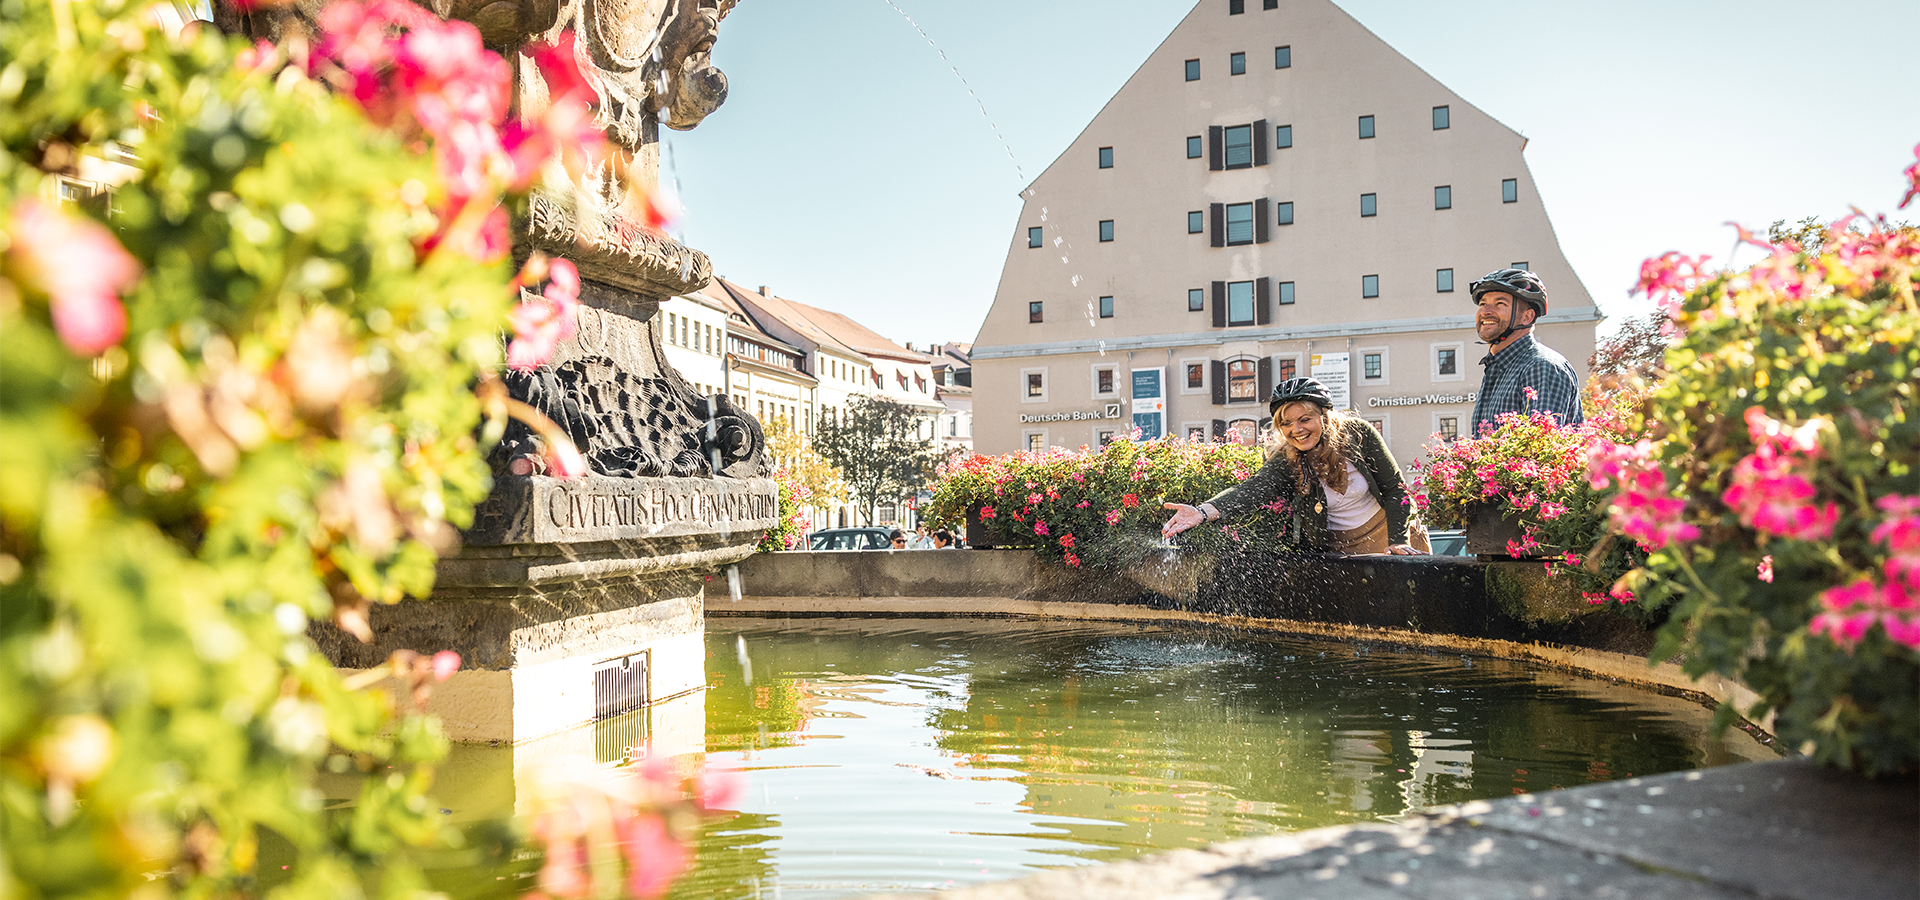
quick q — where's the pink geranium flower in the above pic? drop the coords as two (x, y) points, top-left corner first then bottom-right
(507, 259), (580, 370)
(7, 200), (141, 355)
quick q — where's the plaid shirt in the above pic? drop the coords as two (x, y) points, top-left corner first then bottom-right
(1471, 333), (1584, 436)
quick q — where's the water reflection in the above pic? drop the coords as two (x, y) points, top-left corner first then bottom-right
(677, 618), (1779, 899)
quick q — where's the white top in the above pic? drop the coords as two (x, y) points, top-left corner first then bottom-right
(1322, 460), (1381, 531)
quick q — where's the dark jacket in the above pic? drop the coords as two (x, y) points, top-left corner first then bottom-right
(1203, 418), (1412, 549)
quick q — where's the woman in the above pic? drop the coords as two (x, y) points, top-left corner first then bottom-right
(1160, 377), (1426, 555)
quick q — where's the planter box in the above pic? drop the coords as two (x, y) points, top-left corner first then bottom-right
(965, 506), (995, 549)
(1465, 503), (1551, 558)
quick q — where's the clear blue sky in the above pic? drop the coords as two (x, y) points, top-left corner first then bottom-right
(661, 0), (1919, 348)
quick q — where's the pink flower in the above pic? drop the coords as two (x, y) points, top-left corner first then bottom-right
(547, 437), (587, 479)
(1757, 555), (1773, 583)
(507, 259), (580, 370)
(431, 650), (461, 681)
(1633, 251), (1714, 316)
(1033, 520), (1049, 537)
(1538, 501), (1568, 520)
(7, 200), (140, 354)
(1026, 493), (1043, 506)
(1871, 494), (1920, 558)
(1122, 494), (1140, 508)
(1064, 551), (1081, 568)
(1902, 142), (1920, 210)
(979, 506), (996, 520)
(1104, 510), (1123, 525)
(1059, 533), (1076, 549)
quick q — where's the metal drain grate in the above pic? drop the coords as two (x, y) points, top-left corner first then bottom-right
(591, 652), (649, 720)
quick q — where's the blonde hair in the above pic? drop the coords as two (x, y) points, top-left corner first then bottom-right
(1272, 401), (1363, 495)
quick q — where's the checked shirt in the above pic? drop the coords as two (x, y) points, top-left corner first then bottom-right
(1470, 333), (1584, 437)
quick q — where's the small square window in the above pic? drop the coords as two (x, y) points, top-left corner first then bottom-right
(1434, 185), (1452, 210)
(1263, 0), (1277, 8)
(1274, 45), (1291, 68)
(1027, 373), (1044, 397)
(1188, 210), (1204, 234)
(1098, 295), (1114, 318)
(1186, 363), (1204, 389)
(1432, 105), (1450, 130)
(1225, 202), (1254, 245)
(1275, 201), (1294, 226)
(1439, 416), (1458, 440)
(1275, 124), (1292, 148)
(1027, 226), (1042, 248)
(1502, 178), (1518, 203)
(1098, 220), (1114, 242)
(1511, 261), (1529, 270)
(1277, 281), (1295, 305)
(1230, 52), (1246, 75)
(1437, 347), (1457, 375)
(1097, 430), (1116, 446)
(1278, 357), (1297, 380)
(1188, 288), (1205, 311)
(1360, 193), (1377, 217)
(1187, 135), (1203, 158)
(1364, 353), (1382, 379)
(1362, 274), (1379, 298)
(1026, 432), (1044, 451)
(1029, 301), (1043, 323)
(1436, 268), (1454, 293)
(1224, 124), (1253, 168)
(1098, 369), (1114, 393)
(1358, 115), (1375, 139)
(1098, 146), (1113, 169)
(1185, 59), (1201, 81)
(1229, 0), (1244, 12)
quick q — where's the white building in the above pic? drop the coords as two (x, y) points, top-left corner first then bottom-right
(969, 0), (1599, 470)
(658, 289), (728, 399)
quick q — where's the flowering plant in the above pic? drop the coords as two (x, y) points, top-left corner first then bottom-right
(757, 468), (814, 552)
(925, 437), (1285, 569)
(1596, 151), (1920, 774)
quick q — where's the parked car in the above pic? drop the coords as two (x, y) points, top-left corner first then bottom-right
(807, 527), (893, 551)
(1426, 529), (1469, 557)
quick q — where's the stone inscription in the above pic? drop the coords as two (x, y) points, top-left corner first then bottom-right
(464, 474), (780, 546)
(547, 484), (777, 531)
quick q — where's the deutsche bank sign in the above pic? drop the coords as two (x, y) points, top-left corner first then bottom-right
(1019, 405), (1123, 423)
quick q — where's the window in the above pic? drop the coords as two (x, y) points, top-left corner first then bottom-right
(1029, 301), (1043, 323)
(1187, 135), (1203, 158)
(1502, 178), (1518, 203)
(1025, 432), (1044, 452)
(1228, 0), (1243, 12)
(1188, 288), (1205, 311)
(1360, 193), (1377, 217)
(1277, 281), (1295, 305)
(1186, 363), (1204, 389)
(1434, 185), (1452, 209)
(666, 312), (677, 344)
(1277, 357), (1297, 380)
(1275, 123), (1292, 148)
(1225, 202), (1254, 244)
(1185, 58), (1200, 81)
(1227, 280), (1255, 326)
(1099, 220), (1114, 242)
(1026, 373), (1044, 397)
(1363, 353), (1382, 379)
(1274, 45), (1291, 68)
(1098, 295), (1114, 318)
(1097, 430), (1117, 446)
(1432, 105), (1450, 130)
(681, 318), (689, 347)
(1437, 268), (1454, 292)
(1228, 359), (1258, 401)
(1437, 347), (1457, 375)
(1188, 210), (1204, 234)
(1275, 201), (1294, 226)
(1223, 125), (1253, 169)
(1358, 115), (1375, 139)
(1098, 146), (1113, 168)
(1028, 226), (1042, 248)
(1439, 416), (1459, 440)
(1511, 260), (1529, 270)
(1230, 52), (1246, 75)
(1362, 274), (1379, 298)
(1096, 367), (1115, 394)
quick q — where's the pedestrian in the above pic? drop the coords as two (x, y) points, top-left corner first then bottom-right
(908, 522), (935, 549)
(887, 528), (908, 550)
(931, 529), (957, 549)
(1466, 268), (1584, 435)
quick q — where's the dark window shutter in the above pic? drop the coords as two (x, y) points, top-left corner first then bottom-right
(1257, 356), (1274, 400)
(1211, 281), (1226, 328)
(1256, 276), (1272, 325)
(1208, 125), (1224, 171)
(1255, 198), (1270, 244)
(1252, 119), (1269, 166)
(1210, 361), (1227, 406)
(1210, 204), (1225, 248)
(1212, 418), (1227, 439)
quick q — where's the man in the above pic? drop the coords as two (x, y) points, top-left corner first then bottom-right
(908, 522), (935, 549)
(1467, 268), (1584, 436)
(931, 529), (957, 549)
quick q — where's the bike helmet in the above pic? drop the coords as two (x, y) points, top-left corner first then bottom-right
(1468, 268), (1549, 318)
(1268, 376), (1334, 418)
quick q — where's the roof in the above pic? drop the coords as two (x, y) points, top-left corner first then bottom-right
(780, 298), (933, 365)
(695, 280), (804, 354)
(713, 279), (872, 362)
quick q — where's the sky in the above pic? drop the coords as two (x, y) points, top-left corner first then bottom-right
(660, 0), (1919, 350)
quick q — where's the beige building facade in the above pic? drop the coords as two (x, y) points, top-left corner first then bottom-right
(970, 0), (1599, 470)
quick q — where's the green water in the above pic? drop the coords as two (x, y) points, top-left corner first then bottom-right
(670, 617), (1779, 898)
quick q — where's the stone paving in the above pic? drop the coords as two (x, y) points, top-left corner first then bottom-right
(887, 757), (1917, 900)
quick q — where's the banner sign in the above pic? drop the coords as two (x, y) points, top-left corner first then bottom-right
(1310, 352), (1350, 410)
(1130, 367), (1165, 440)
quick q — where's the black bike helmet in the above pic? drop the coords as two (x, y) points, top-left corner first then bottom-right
(1269, 376), (1334, 418)
(1468, 268), (1549, 318)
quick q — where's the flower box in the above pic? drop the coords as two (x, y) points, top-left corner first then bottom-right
(1465, 503), (1551, 558)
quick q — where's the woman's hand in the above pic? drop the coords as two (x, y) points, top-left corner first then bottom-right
(1386, 543), (1421, 555)
(1161, 502), (1204, 539)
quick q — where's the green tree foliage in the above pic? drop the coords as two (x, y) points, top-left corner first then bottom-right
(813, 397), (939, 524)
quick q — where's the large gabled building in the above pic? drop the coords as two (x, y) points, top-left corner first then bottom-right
(970, 0), (1599, 468)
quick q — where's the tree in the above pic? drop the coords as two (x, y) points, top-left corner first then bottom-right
(814, 397), (941, 524)
(763, 416), (849, 509)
